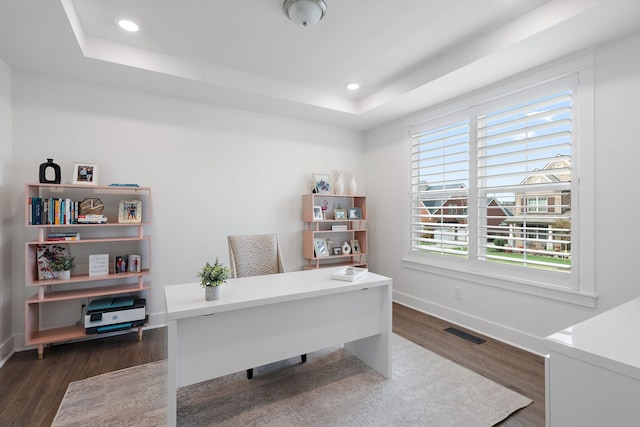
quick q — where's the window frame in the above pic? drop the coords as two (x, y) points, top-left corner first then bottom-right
(402, 54), (596, 307)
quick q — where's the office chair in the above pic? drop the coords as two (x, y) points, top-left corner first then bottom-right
(227, 234), (306, 379)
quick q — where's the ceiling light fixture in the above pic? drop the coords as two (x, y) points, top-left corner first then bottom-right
(346, 83), (360, 91)
(283, 0), (327, 27)
(117, 19), (139, 32)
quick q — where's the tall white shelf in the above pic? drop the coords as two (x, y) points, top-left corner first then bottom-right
(24, 183), (152, 359)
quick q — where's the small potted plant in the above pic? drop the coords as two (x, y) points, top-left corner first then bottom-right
(50, 254), (76, 280)
(196, 257), (231, 301)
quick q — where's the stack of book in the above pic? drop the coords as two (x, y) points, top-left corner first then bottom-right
(78, 214), (108, 224)
(47, 232), (81, 241)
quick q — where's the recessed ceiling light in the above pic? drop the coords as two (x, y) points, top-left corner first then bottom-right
(346, 83), (360, 91)
(117, 19), (139, 32)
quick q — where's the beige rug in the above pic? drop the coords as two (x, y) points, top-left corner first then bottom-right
(53, 334), (531, 426)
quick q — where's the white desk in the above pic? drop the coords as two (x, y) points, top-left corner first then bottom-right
(545, 296), (640, 426)
(164, 267), (392, 427)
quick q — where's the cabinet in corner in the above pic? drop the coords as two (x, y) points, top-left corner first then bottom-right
(302, 193), (367, 270)
(24, 183), (152, 359)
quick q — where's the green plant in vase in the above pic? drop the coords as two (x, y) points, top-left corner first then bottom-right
(197, 258), (231, 301)
(50, 254), (76, 280)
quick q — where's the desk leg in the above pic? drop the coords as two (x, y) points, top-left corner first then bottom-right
(345, 333), (391, 378)
(344, 284), (392, 378)
(167, 319), (177, 427)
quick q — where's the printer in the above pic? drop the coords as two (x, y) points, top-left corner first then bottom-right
(85, 296), (147, 334)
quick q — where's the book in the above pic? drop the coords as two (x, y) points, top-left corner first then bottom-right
(47, 231), (81, 241)
(89, 254), (109, 276)
(109, 183), (140, 187)
(331, 267), (369, 282)
(78, 214), (108, 224)
(48, 232), (80, 238)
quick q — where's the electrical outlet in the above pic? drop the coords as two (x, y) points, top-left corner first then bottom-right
(454, 287), (462, 299)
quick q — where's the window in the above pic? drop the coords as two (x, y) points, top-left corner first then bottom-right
(526, 197), (548, 213)
(410, 119), (470, 257)
(404, 61), (596, 305)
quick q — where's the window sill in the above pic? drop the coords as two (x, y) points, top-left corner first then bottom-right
(402, 258), (597, 308)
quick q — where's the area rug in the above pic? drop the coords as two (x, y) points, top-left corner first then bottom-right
(53, 334), (531, 426)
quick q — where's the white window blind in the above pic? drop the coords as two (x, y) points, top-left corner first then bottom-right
(477, 90), (572, 272)
(409, 87), (573, 273)
(410, 120), (470, 257)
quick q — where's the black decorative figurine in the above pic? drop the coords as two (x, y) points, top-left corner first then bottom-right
(39, 158), (61, 184)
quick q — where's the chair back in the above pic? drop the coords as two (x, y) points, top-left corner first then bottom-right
(227, 234), (285, 278)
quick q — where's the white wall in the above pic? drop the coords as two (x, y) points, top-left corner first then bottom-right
(0, 58), (12, 365)
(365, 32), (640, 354)
(10, 72), (365, 349)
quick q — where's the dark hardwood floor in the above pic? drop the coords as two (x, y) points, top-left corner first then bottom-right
(0, 303), (544, 426)
(0, 327), (168, 426)
(393, 303), (545, 427)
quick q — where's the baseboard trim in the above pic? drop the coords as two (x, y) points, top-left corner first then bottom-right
(393, 290), (547, 356)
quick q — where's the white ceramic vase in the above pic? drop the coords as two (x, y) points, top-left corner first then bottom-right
(342, 241), (351, 254)
(335, 171), (345, 195)
(349, 172), (357, 195)
(57, 270), (71, 280)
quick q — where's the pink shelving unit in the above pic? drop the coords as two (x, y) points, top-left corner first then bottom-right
(24, 183), (152, 359)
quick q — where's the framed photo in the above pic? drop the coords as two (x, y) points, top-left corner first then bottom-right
(72, 162), (98, 185)
(129, 254), (141, 273)
(350, 239), (362, 254)
(313, 173), (332, 194)
(348, 207), (363, 220)
(314, 238), (329, 257)
(332, 247), (342, 255)
(118, 200), (142, 223)
(334, 209), (347, 220)
(114, 255), (129, 274)
(313, 206), (324, 221)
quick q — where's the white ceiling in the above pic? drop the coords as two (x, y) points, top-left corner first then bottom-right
(1, 0), (640, 130)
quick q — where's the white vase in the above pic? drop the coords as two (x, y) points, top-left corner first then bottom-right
(349, 172), (357, 195)
(57, 270), (70, 280)
(342, 241), (351, 254)
(335, 171), (345, 195)
(205, 285), (220, 301)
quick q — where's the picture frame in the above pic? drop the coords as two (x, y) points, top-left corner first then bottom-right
(334, 208), (347, 220)
(36, 244), (69, 280)
(129, 254), (141, 273)
(89, 254), (109, 277)
(332, 247), (343, 256)
(114, 255), (129, 274)
(314, 238), (329, 257)
(350, 239), (362, 254)
(313, 173), (332, 194)
(72, 162), (98, 185)
(118, 200), (142, 223)
(348, 207), (363, 220)
(313, 206), (324, 221)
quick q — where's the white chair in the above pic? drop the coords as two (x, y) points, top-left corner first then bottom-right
(227, 234), (306, 379)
